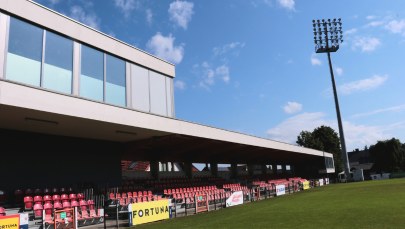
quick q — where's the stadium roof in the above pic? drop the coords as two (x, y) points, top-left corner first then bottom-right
(0, 80), (332, 165)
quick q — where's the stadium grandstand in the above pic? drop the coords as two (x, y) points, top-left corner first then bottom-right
(0, 0), (334, 228)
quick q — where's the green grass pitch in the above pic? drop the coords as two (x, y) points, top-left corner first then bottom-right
(135, 178), (405, 229)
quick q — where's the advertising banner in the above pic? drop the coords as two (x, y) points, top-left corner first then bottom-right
(0, 214), (20, 229)
(276, 184), (286, 196)
(20, 213), (29, 229)
(226, 191), (243, 207)
(319, 179), (324, 186)
(128, 200), (170, 226)
(302, 181), (310, 190)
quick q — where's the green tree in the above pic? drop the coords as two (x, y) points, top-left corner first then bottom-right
(296, 125), (343, 173)
(369, 138), (405, 173)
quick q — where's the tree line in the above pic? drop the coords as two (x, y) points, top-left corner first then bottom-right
(296, 125), (405, 173)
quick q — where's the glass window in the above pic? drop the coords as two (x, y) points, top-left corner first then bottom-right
(80, 45), (104, 101)
(43, 31), (73, 94)
(131, 64), (150, 112)
(6, 17), (43, 86)
(149, 71), (167, 116)
(105, 54), (126, 106)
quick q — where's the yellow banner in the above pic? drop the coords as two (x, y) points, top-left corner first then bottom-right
(0, 215), (20, 229)
(303, 181), (310, 190)
(129, 200), (170, 226)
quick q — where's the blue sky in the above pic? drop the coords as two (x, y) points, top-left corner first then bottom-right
(34, 0), (405, 151)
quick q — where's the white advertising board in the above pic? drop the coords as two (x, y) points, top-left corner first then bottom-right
(226, 191), (243, 207)
(276, 184), (286, 196)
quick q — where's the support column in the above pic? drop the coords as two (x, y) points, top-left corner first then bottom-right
(210, 163), (218, 177)
(184, 162), (193, 179)
(247, 163), (254, 177)
(261, 164), (267, 176)
(231, 163), (238, 179)
(150, 161), (159, 180)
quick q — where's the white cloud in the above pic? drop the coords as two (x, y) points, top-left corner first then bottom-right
(366, 21), (384, 27)
(114, 0), (138, 18)
(277, 0), (295, 11)
(197, 62), (231, 88)
(146, 9), (153, 25)
(266, 112), (403, 151)
(335, 67), (343, 76)
(311, 53), (322, 66)
(146, 33), (184, 64)
(366, 15), (376, 20)
(174, 80), (186, 90)
(266, 112), (331, 143)
(69, 6), (100, 30)
(339, 75), (388, 95)
(213, 42), (246, 56)
(216, 65), (230, 83)
(168, 0), (194, 30)
(385, 19), (405, 35)
(351, 104), (405, 118)
(352, 37), (381, 52)
(344, 28), (357, 35)
(283, 102), (302, 114)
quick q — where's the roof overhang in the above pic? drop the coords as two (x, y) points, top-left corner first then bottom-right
(0, 80), (333, 164)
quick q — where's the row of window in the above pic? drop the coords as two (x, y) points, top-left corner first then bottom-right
(4, 16), (174, 117)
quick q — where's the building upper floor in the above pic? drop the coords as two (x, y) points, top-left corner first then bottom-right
(0, 0), (175, 118)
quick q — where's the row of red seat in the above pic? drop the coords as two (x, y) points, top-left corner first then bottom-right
(38, 200), (100, 225)
(23, 193), (85, 211)
(109, 190), (153, 200)
(164, 185), (217, 195)
(15, 187), (75, 197)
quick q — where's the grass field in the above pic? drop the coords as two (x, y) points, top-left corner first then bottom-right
(135, 178), (405, 229)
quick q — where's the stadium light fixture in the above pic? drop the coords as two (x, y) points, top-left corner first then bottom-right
(312, 18), (351, 181)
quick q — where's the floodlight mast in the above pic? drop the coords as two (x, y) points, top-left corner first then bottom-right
(312, 18), (351, 181)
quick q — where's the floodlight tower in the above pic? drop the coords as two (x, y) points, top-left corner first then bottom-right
(312, 18), (351, 181)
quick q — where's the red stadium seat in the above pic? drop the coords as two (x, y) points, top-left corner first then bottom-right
(61, 194), (69, 201)
(109, 193), (115, 200)
(33, 203), (43, 220)
(71, 200), (79, 208)
(0, 207), (5, 216)
(24, 196), (33, 210)
(77, 193), (84, 201)
(54, 201), (63, 210)
(69, 194), (77, 201)
(133, 192), (138, 198)
(87, 200), (97, 217)
(79, 200), (91, 219)
(43, 195), (52, 204)
(44, 203), (54, 224)
(52, 194), (61, 202)
(62, 201), (71, 209)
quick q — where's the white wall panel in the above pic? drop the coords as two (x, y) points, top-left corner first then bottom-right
(131, 64), (150, 112)
(149, 71), (167, 116)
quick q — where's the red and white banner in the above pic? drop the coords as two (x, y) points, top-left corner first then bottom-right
(276, 185), (286, 196)
(226, 191), (243, 207)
